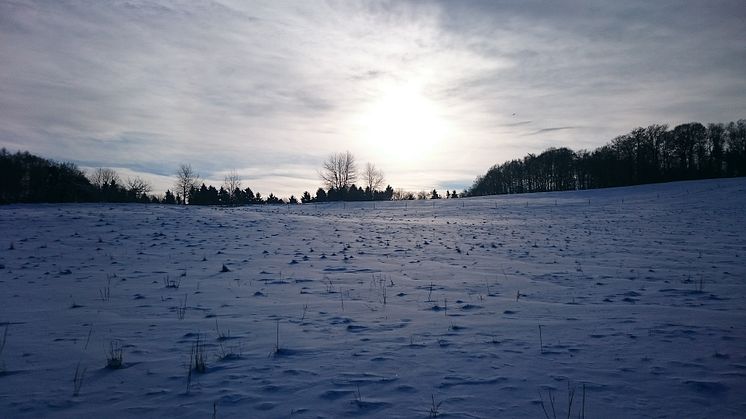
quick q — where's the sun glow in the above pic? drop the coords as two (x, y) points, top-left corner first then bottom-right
(357, 84), (449, 162)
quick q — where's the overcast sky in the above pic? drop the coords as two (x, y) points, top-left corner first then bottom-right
(1, 0), (745, 197)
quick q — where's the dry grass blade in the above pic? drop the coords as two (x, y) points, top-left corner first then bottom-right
(73, 362), (86, 396)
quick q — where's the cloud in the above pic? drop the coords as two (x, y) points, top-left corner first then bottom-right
(525, 127), (580, 136)
(1, 0), (744, 197)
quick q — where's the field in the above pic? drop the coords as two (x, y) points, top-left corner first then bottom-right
(1, 178), (745, 418)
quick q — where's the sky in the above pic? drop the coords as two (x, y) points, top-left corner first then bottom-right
(1, 0), (745, 198)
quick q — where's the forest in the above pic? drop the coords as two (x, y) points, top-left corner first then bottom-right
(466, 120), (746, 196)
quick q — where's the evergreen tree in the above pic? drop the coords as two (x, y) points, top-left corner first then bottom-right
(162, 190), (176, 204)
(384, 185), (394, 200)
(218, 186), (230, 205)
(266, 193), (282, 204)
(315, 188), (327, 202)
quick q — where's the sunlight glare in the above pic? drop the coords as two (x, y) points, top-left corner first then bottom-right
(357, 84), (449, 162)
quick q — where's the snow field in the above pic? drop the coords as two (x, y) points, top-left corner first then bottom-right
(0, 178), (745, 418)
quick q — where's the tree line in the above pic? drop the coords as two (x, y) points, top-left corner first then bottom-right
(173, 165), (289, 206)
(0, 151), (292, 206)
(467, 120), (746, 196)
(300, 151), (393, 203)
(0, 150), (156, 204)
(0, 150), (402, 206)
(3, 119), (743, 205)
(300, 151), (458, 202)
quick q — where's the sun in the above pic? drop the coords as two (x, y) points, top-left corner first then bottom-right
(357, 84), (448, 162)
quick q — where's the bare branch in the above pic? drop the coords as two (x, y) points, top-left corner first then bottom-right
(320, 151), (357, 190)
(363, 162), (385, 197)
(223, 170), (242, 203)
(89, 168), (120, 189)
(126, 176), (152, 197)
(175, 164), (200, 204)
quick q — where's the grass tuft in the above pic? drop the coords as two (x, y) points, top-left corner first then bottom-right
(539, 381), (585, 419)
(191, 335), (207, 373)
(429, 394), (443, 417)
(177, 294), (188, 320)
(186, 334), (207, 394)
(269, 320), (281, 357)
(163, 275), (181, 289)
(215, 319), (230, 341)
(99, 277), (112, 302)
(105, 340), (124, 369)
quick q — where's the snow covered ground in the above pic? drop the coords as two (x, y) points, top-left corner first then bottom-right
(1, 178), (745, 418)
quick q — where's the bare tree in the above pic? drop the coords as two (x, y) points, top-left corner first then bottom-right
(89, 168), (120, 189)
(223, 170), (242, 204)
(392, 188), (415, 200)
(319, 151), (357, 191)
(126, 176), (152, 198)
(175, 164), (200, 204)
(363, 162), (385, 198)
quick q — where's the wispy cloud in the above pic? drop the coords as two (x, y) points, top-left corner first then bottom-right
(1, 0), (744, 196)
(525, 127), (580, 136)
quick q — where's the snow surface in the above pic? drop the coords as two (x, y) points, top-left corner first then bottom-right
(1, 178), (745, 418)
